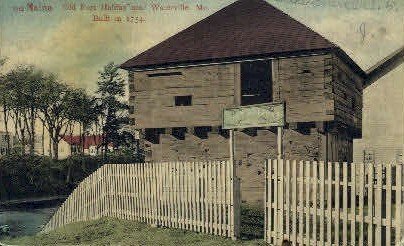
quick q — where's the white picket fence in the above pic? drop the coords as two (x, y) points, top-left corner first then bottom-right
(265, 159), (404, 246)
(42, 161), (241, 239)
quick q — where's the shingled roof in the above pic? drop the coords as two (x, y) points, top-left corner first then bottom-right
(121, 0), (339, 69)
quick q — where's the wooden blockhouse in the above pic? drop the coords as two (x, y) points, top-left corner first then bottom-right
(121, 0), (367, 204)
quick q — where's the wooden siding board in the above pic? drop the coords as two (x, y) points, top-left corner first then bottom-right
(275, 54), (335, 123)
(132, 64), (237, 129)
(332, 55), (363, 130)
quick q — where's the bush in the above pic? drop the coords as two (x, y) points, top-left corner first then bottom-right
(0, 153), (143, 201)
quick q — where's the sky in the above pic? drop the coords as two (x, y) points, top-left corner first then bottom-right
(0, 0), (403, 148)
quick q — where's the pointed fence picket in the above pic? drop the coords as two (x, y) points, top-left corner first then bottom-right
(42, 161), (240, 240)
(265, 159), (404, 246)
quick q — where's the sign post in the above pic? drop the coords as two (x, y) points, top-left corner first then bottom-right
(229, 129), (235, 165)
(277, 126), (283, 159)
(223, 102), (285, 241)
(223, 102), (285, 161)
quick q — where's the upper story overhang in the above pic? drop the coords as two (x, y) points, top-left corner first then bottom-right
(122, 47), (367, 79)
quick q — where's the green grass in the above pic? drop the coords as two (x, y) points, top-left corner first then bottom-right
(240, 204), (265, 240)
(1, 218), (266, 246)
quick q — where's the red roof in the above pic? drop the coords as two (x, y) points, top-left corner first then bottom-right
(62, 135), (112, 149)
(121, 0), (337, 69)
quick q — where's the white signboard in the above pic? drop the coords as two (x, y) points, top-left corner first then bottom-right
(222, 102), (285, 129)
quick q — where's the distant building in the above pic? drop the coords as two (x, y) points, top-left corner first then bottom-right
(0, 131), (8, 155)
(59, 135), (113, 159)
(34, 135), (45, 156)
(0, 131), (16, 155)
(353, 56), (404, 164)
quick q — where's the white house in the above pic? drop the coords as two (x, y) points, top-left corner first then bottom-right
(353, 48), (404, 164)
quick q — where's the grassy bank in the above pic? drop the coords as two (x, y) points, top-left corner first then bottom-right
(2, 218), (265, 246)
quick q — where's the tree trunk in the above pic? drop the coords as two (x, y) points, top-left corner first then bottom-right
(66, 159), (72, 184)
(2, 105), (10, 154)
(30, 109), (35, 155)
(17, 116), (26, 154)
(42, 122), (45, 156)
(81, 123), (85, 153)
(48, 129), (53, 158)
(52, 138), (59, 160)
(23, 114), (32, 154)
(95, 123), (99, 155)
(69, 124), (73, 156)
(79, 124), (82, 153)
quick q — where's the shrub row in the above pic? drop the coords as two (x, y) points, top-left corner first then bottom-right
(0, 153), (143, 201)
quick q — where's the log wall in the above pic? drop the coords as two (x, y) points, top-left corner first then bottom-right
(130, 64), (240, 129)
(146, 128), (324, 206)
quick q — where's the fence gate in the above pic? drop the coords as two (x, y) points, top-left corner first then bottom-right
(265, 159), (404, 246)
(43, 161), (241, 239)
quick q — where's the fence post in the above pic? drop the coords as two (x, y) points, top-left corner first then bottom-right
(375, 163), (383, 245)
(397, 161), (403, 245)
(264, 159), (268, 243)
(231, 158), (240, 240)
(265, 159), (273, 244)
(368, 163), (374, 246)
(234, 177), (241, 239)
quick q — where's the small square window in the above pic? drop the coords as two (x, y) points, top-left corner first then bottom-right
(172, 127), (187, 140)
(175, 95), (192, 106)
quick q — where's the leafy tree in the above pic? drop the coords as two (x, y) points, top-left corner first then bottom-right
(0, 57), (11, 154)
(68, 89), (101, 150)
(63, 88), (101, 182)
(96, 62), (129, 157)
(37, 74), (74, 160)
(4, 65), (44, 154)
(21, 67), (44, 155)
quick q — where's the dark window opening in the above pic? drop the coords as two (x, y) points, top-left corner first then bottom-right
(194, 126), (212, 139)
(242, 128), (258, 137)
(172, 127), (187, 140)
(302, 69), (312, 74)
(147, 72), (182, 77)
(218, 126), (229, 138)
(175, 95), (192, 106)
(241, 60), (272, 106)
(296, 122), (316, 135)
(145, 128), (165, 144)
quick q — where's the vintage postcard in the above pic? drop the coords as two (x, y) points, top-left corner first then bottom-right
(0, 0), (403, 245)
